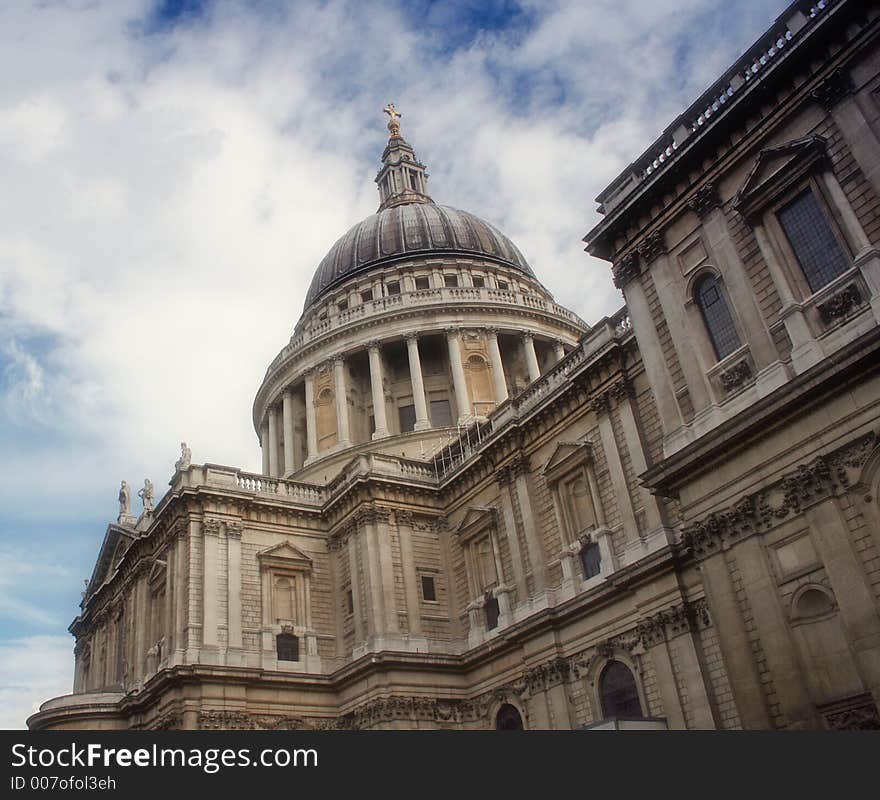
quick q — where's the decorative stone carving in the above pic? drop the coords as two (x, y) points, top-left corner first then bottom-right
(202, 517), (222, 537)
(637, 599), (711, 647)
(137, 479), (154, 514)
(611, 251), (640, 289)
(817, 284), (864, 324)
(810, 69), (853, 110)
(636, 230), (667, 264)
(822, 700), (880, 731)
(719, 360), (753, 393)
(687, 182), (721, 218)
(117, 481), (131, 521)
(682, 433), (878, 559)
(174, 442), (192, 472)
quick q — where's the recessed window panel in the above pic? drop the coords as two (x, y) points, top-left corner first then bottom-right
(695, 274), (741, 360)
(778, 189), (850, 292)
(420, 575), (436, 602)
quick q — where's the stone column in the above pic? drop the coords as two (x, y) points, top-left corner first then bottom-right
(486, 328), (508, 403)
(226, 522), (242, 654)
(396, 512), (423, 637)
(333, 355), (351, 447)
(185, 519), (202, 663)
(368, 342), (389, 439)
(133, 575), (148, 681)
(267, 406), (279, 478)
(445, 327), (471, 424)
(734, 536), (817, 728)
(202, 519), (219, 648)
(292, 390), (305, 470)
(282, 389), (295, 475)
(522, 332), (540, 382)
(621, 279), (682, 437)
(699, 552), (770, 729)
(405, 333), (431, 431)
(173, 530), (187, 665)
(304, 371), (318, 462)
(260, 421), (270, 476)
(347, 534), (364, 644)
(553, 339), (565, 361)
(752, 223), (822, 373)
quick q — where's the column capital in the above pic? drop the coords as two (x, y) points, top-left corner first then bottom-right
(332, 354), (345, 366)
(521, 331), (534, 341)
(404, 331), (420, 343)
(444, 326), (461, 338)
(367, 339), (382, 352)
(485, 326), (499, 338)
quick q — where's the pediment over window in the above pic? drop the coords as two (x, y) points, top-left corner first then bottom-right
(147, 558), (167, 588)
(734, 135), (828, 222)
(257, 542), (313, 572)
(456, 506), (497, 543)
(86, 524), (136, 599)
(542, 441), (593, 484)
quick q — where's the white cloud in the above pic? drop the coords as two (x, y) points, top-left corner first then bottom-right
(0, 0), (792, 708)
(0, 636), (73, 729)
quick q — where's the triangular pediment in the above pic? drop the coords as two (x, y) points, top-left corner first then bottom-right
(456, 507), (496, 541)
(734, 135), (828, 218)
(543, 441), (592, 479)
(148, 558), (167, 587)
(257, 542), (313, 570)
(87, 524), (136, 599)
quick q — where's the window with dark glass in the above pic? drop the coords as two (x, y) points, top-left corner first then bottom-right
(777, 189), (850, 292)
(495, 704), (523, 730)
(580, 542), (601, 579)
(387, 281), (400, 295)
(420, 575), (436, 602)
(398, 404), (416, 433)
(472, 276), (486, 288)
(430, 399), (453, 427)
(444, 274), (459, 287)
(497, 280), (509, 290)
(337, 298), (348, 312)
(415, 276), (430, 290)
(345, 589), (354, 615)
(485, 593), (500, 630)
(361, 289), (373, 303)
(276, 633), (299, 662)
(694, 274), (741, 360)
(599, 660), (643, 718)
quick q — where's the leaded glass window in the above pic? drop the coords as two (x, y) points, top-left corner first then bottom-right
(777, 189), (850, 292)
(695, 274), (741, 360)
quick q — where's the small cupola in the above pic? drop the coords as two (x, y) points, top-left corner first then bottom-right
(375, 103), (432, 211)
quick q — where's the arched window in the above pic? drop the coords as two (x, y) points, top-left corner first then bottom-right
(495, 704), (524, 730)
(599, 660), (643, 719)
(694, 273), (741, 360)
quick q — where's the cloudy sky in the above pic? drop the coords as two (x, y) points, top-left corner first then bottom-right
(0, 0), (791, 727)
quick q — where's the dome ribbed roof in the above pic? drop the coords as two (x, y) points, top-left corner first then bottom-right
(304, 203), (534, 309)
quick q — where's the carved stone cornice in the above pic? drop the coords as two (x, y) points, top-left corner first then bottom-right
(636, 230), (667, 264)
(682, 432), (877, 560)
(611, 251), (640, 290)
(637, 599), (711, 648)
(810, 68), (853, 111)
(687, 182), (721, 218)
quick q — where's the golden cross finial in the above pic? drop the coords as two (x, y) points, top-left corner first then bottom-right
(383, 102), (402, 137)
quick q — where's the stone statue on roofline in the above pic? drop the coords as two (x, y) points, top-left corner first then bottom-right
(138, 478), (155, 514)
(174, 442), (192, 472)
(118, 481), (131, 517)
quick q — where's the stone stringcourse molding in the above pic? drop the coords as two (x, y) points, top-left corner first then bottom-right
(810, 68), (853, 111)
(611, 251), (640, 290)
(817, 284), (865, 325)
(181, 599), (712, 730)
(687, 183), (721, 219)
(719, 360), (753, 393)
(682, 432), (878, 560)
(636, 230), (667, 264)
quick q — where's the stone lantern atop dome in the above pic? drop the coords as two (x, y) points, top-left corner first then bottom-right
(376, 103), (432, 211)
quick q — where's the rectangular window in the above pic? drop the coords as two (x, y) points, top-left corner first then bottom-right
(430, 399), (453, 428)
(361, 289), (374, 303)
(398, 404), (416, 433)
(485, 594), (500, 630)
(444, 274), (459, 287)
(497, 280), (509, 290)
(777, 189), (850, 292)
(415, 276), (430, 290)
(472, 276), (485, 288)
(386, 281), (400, 295)
(337, 299), (348, 312)
(580, 542), (602, 580)
(276, 633), (299, 662)
(346, 589), (354, 615)
(420, 575), (436, 602)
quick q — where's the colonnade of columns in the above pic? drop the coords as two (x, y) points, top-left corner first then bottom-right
(259, 327), (570, 477)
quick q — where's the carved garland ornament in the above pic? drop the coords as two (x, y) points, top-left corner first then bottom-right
(817, 284), (864, 325)
(682, 432), (877, 559)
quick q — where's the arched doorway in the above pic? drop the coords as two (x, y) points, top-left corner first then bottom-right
(599, 660), (643, 718)
(495, 703), (524, 730)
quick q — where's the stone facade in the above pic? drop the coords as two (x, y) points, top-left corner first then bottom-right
(29, 0), (880, 731)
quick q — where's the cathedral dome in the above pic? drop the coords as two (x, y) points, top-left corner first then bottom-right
(304, 203), (535, 309)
